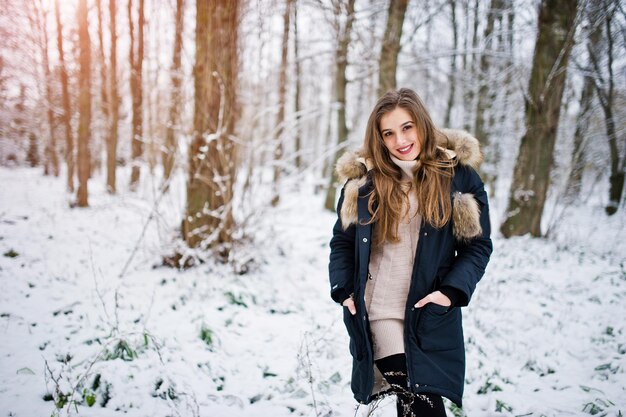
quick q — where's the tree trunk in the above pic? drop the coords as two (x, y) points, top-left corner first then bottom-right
(272, 0), (292, 206)
(463, 0), (480, 131)
(163, 0), (184, 185)
(38, 1), (59, 177)
(96, 0), (110, 186)
(377, 0), (408, 96)
(55, 0), (74, 192)
(444, 0), (458, 127)
(474, 0), (501, 150)
(183, 0), (239, 256)
(44, 16), (59, 177)
(565, 2), (601, 202)
(424, 0), (432, 102)
(27, 132), (39, 167)
(564, 76), (594, 202)
(107, 0), (119, 193)
(76, 0), (92, 207)
(496, 0), (514, 133)
(324, 0), (356, 211)
(588, 1), (623, 215)
(293, 0), (302, 169)
(129, 0), (145, 190)
(500, 0), (578, 237)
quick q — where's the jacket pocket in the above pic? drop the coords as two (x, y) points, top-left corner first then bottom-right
(417, 303), (463, 351)
(343, 308), (366, 361)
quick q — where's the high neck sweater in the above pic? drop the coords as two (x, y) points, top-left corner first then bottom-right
(365, 156), (422, 360)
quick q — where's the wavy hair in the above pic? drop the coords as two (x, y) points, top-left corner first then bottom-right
(363, 88), (456, 246)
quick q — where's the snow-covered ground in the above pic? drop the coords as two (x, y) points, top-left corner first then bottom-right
(0, 166), (624, 417)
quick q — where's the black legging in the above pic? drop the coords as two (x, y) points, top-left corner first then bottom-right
(374, 353), (447, 417)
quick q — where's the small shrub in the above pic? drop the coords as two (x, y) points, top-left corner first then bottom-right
(224, 291), (248, 308)
(153, 377), (178, 401)
(105, 339), (137, 361)
(82, 388), (96, 407)
(3, 249), (18, 258)
(495, 399), (512, 412)
(200, 325), (214, 347)
(476, 379), (503, 395)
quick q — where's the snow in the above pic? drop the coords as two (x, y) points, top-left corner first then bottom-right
(0, 166), (625, 416)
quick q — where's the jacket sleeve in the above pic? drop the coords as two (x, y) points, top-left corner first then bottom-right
(440, 165), (493, 306)
(328, 185), (356, 304)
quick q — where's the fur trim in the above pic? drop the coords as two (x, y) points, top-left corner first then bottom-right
(435, 128), (483, 169)
(336, 150), (367, 181)
(335, 129), (482, 183)
(452, 191), (482, 241)
(334, 129), (484, 236)
(340, 176), (368, 230)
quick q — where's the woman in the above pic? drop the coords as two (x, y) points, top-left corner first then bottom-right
(328, 88), (492, 416)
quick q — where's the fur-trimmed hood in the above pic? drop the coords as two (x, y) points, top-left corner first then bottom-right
(335, 128), (484, 241)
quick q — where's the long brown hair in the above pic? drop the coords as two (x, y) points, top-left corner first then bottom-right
(363, 88), (456, 245)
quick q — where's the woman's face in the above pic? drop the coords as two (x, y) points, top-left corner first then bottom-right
(379, 107), (420, 161)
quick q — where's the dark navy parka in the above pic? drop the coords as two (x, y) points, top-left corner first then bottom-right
(328, 163), (493, 407)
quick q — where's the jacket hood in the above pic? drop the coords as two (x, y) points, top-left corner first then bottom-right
(336, 128), (482, 183)
(334, 128), (484, 241)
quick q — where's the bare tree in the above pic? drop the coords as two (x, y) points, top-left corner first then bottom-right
(54, 0), (74, 191)
(378, 0), (408, 96)
(293, 0), (302, 169)
(128, 0), (145, 190)
(35, 0), (60, 177)
(95, 0), (110, 188)
(272, 0), (293, 207)
(107, 0), (119, 193)
(474, 0), (503, 157)
(163, 0), (184, 185)
(76, 0), (92, 207)
(565, 1), (603, 202)
(324, 0), (356, 212)
(183, 0), (239, 258)
(444, 0), (458, 127)
(462, 0), (480, 131)
(587, 0), (624, 215)
(500, 0), (579, 237)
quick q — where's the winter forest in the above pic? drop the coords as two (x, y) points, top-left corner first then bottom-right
(0, 0), (625, 415)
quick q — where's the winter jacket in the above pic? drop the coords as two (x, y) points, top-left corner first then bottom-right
(328, 129), (493, 407)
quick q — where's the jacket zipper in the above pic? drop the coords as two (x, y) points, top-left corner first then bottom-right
(405, 219), (426, 390)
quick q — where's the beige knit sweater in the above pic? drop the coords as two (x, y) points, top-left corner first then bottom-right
(365, 156), (421, 360)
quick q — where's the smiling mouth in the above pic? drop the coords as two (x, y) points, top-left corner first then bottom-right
(397, 144), (413, 155)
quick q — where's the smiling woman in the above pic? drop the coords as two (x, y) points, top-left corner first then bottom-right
(328, 88), (493, 416)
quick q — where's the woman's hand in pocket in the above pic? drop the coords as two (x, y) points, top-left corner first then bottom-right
(414, 291), (451, 309)
(342, 296), (357, 315)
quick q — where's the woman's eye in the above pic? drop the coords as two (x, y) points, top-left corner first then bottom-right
(403, 125), (412, 131)
(383, 131), (392, 137)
